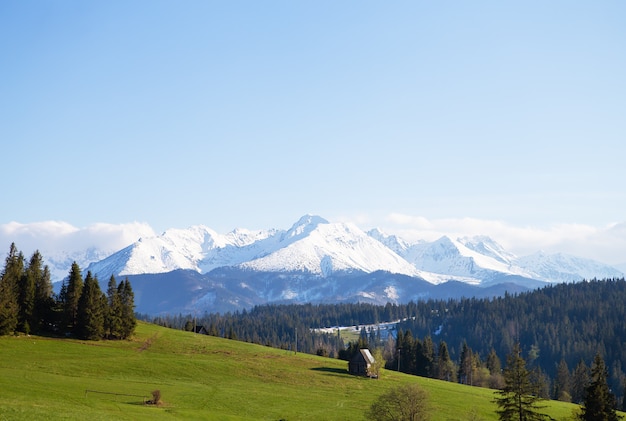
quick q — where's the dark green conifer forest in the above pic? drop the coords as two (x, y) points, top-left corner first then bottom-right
(0, 243), (136, 340)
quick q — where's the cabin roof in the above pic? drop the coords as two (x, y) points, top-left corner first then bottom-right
(359, 348), (375, 364)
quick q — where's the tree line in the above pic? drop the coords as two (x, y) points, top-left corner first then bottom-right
(393, 278), (626, 405)
(0, 243), (136, 340)
(493, 344), (621, 421)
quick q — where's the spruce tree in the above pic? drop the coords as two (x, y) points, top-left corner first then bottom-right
(76, 272), (105, 340)
(63, 262), (84, 333)
(17, 258), (35, 334)
(105, 275), (123, 339)
(34, 265), (54, 332)
(416, 335), (434, 377)
(487, 348), (502, 375)
(553, 359), (571, 402)
(571, 359), (591, 404)
(436, 340), (456, 382)
(579, 353), (621, 421)
(459, 342), (474, 385)
(495, 343), (549, 421)
(22, 251), (49, 333)
(0, 243), (23, 335)
(118, 278), (136, 339)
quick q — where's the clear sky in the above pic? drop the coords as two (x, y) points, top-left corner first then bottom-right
(1, 1), (625, 265)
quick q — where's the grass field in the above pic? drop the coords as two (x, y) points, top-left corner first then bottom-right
(0, 322), (613, 420)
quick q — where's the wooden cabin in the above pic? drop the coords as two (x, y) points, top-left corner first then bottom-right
(348, 349), (375, 377)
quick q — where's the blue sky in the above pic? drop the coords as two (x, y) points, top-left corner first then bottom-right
(1, 1), (625, 264)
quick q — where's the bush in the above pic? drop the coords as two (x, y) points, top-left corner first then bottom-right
(366, 383), (430, 421)
(148, 389), (162, 405)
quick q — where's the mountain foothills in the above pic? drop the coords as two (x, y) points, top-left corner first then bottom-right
(148, 278), (626, 413)
(33, 215), (621, 314)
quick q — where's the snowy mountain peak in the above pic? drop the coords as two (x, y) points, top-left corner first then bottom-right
(286, 215), (329, 239)
(240, 219), (420, 277)
(458, 235), (517, 265)
(516, 251), (624, 283)
(367, 228), (411, 255)
(224, 227), (276, 247)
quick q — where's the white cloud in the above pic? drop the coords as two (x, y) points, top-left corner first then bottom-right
(376, 213), (626, 266)
(0, 221), (155, 259)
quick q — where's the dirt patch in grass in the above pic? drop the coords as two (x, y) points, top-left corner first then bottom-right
(210, 350), (233, 356)
(138, 334), (158, 352)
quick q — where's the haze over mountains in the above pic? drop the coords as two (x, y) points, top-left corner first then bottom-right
(22, 215), (623, 314)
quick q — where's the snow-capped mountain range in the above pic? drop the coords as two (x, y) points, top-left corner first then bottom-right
(44, 215), (623, 314)
(86, 214), (623, 285)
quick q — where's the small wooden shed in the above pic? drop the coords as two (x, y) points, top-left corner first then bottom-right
(348, 349), (376, 376)
(193, 325), (208, 335)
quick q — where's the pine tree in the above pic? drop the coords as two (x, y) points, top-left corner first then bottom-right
(63, 262), (84, 333)
(118, 278), (136, 339)
(23, 251), (50, 333)
(436, 340), (457, 382)
(579, 353), (621, 421)
(35, 265), (54, 331)
(459, 342), (474, 385)
(76, 272), (105, 340)
(416, 335), (434, 377)
(400, 330), (416, 374)
(553, 359), (571, 402)
(105, 275), (123, 339)
(487, 348), (502, 375)
(495, 343), (549, 421)
(0, 244), (23, 335)
(17, 256), (35, 334)
(572, 359), (591, 404)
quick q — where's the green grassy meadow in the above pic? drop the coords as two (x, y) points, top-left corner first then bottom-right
(0, 322), (610, 420)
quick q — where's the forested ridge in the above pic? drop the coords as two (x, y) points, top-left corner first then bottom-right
(397, 278), (626, 380)
(146, 277), (626, 407)
(0, 243), (136, 340)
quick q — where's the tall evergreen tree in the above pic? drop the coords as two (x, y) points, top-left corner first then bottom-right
(416, 335), (434, 377)
(22, 251), (50, 333)
(395, 330), (416, 374)
(579, 353), (621, 421)
(487, 348), (505, 389)
(459, 342), (474, 385)
(34, 265), (54, 332)
(495, 343), (549, 421)
(105, 275), (123, 339)
(17, 256), (35, 334)
(436, 340), (457, 382)
(63, 262), (84, 333)
(487, 348), (502, 375)
(76, 272), (105, 340)
(572, 359), (591, 404)
(553, 359), (571, 402)
(0, 243), (23, 335)
(118, 278), (136, 339)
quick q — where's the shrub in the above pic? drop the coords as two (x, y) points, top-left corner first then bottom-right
(366, 383), (430, 421)
(148, 389), (162, 405)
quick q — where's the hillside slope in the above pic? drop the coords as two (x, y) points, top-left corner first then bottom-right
(0, 322), (583, 420)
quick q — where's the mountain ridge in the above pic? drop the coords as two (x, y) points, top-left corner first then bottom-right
(84, 214), (623, 284)
(40, 214), (624, 314)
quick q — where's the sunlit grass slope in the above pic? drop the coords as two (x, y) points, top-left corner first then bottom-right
(0, 322), (602, 420)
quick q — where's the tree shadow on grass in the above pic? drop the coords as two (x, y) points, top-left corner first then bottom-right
(310, 367), (350, 377)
